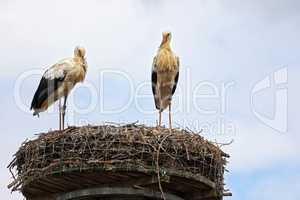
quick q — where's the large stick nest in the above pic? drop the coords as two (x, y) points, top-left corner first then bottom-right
(8, 123), (229, 198)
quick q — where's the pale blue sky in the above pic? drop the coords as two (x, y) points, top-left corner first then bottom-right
(1, 0), (300, 199)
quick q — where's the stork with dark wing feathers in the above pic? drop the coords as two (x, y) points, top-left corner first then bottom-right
(151, 32), (180, 129)
(30, 46), (88, 130)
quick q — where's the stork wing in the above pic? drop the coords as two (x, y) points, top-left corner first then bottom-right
(171, 56), (180, 96)
(30, 61), (69, 111)
(151, 56), (160, 110)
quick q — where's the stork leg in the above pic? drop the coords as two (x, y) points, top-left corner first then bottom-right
(168, 103), (172, 129)
(62, 96), (68, 130)
(59, 99), (62, 131)
(158, 110), (162, 127)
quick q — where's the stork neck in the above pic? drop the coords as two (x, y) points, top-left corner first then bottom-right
(159, 41), (171, 51)
(74, 55), (85, 61)
(81, 57), (87, 72)
(74, 56), (87, 71)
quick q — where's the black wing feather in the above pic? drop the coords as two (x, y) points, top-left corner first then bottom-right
(171, 71), (179, 95)
(151, 70), (160, 110)
(151, 71), (157, 96)
(30, 75), (65, 110)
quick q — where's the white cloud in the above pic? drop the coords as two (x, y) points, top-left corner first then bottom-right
(223, 124), (300, 172)
(249, 173), (300, 200)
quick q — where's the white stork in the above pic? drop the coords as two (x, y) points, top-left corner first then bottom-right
(151, 32), (180, 129)
(30, 46), (88, 130)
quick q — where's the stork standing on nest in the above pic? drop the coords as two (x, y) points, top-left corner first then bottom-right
(30, 46), (88, 130)
(151, 32), (180, 129)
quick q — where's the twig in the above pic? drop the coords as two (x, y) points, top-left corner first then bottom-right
(156, 133), (172, 200)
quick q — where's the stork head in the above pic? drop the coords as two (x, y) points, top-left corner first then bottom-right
(74, 46), (86, 58)
(160, 32), (172, 48)
(162, 32), (172, 42)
